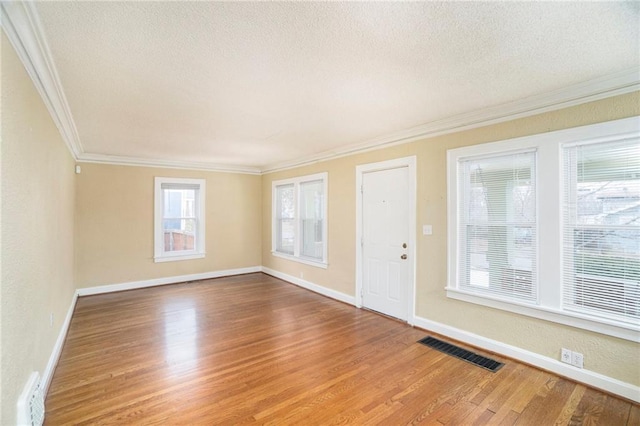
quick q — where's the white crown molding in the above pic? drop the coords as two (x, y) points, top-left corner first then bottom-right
(261, 68), (640, 174)
(77, 153), (262, 175)
(3, 1), (638, 175)
(1, 1), (83, 159)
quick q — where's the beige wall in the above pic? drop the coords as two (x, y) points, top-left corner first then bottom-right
(1, 34), (77, 424)
(75, 163), (262, 288)
(1, 23), (638, 421)
(262, 91), (640, 387)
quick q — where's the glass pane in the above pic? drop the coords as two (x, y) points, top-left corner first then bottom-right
(277, 218), (295, 255)
(164, 189), (196, 218)
(163, 218), (196, 252)
(276, 185), (295, 220)
(276, 184), (295, 254)
(300, 180), (324, 259)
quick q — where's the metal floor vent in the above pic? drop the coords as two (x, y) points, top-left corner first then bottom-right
(418, 336), (504, 373)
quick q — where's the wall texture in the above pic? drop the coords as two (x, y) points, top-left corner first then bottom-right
(262, 91), (640, 387)
(75, 163), (262, 288)
(1, 33), (77, 424)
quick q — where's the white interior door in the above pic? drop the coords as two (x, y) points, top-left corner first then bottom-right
(361, 166), (410, 321)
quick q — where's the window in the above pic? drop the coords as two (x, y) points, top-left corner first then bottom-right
(154, 177), (205, 262)
(447, 116), (639, 341)
(458, 150), (537, 302)
(272, 173), (327, 267)
(563, 138), (639, 324)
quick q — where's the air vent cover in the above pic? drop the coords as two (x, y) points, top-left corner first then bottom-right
(418, 336), (504, 372)
(17, 371), (45, 426)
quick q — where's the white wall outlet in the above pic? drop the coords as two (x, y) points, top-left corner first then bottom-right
(423, 225), (433, 235)
(300, 272), (304, 279)
(571, 351), (584, 369)
(561, 348), (572, 364)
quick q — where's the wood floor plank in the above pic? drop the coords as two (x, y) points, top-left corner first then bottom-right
(45, 273), (638, 425)
(628, 404), (640, 426)
(554, 384), (588, 426)
(517, 377), (577, 425)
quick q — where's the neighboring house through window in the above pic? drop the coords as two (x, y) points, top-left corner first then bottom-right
(154, 177), (206, 262)
(272, 172), (328, 267)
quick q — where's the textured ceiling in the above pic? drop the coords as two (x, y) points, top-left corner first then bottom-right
(32, 1), (640, 171)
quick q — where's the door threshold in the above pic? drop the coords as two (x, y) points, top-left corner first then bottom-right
(361, 307), (407, 324)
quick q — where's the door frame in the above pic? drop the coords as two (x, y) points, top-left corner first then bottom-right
(355, 156), (417, 324)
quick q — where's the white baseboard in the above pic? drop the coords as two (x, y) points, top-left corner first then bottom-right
(41, 291), (78, 394)
(76, 266), (262, 296)
(412, 316), (640, 403)
(261, 267), (356, 306)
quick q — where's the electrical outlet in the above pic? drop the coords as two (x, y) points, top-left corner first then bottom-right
(49, 313), (54, 328)
(561, 348), (572, 364)
(300, 272), (304, 279)
(571, 351), (584, 369)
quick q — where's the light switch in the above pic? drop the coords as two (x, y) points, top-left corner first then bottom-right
(423, 225), (433, 235)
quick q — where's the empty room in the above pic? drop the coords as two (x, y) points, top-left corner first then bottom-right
(1, 1), (639, 425)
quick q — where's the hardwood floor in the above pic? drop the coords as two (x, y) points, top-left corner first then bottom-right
(45, 273), (637, 425)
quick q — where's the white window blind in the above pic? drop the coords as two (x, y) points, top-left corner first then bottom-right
(458, 150), (537, 302)
(562, 138), (640, 324)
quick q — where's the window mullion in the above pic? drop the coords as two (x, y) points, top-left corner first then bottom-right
(537, 145), (561, 309)
(294, 182), (301, 258)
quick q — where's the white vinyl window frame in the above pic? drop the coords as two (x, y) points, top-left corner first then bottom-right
(447, 116), (640, 342)
(154, 177), (206, 263)
(271, 172), (328, 268)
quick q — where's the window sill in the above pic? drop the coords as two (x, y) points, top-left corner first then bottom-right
(446, 287), (640, 342)
(271, 251), (328, 269)
(154, 252), (205, 263)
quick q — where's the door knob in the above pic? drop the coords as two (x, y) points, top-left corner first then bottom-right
(402, 243), (407, 248)
(401, 254), (407, 260)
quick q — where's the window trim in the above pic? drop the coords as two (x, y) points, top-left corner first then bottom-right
(447, 116), (640, 342)
(271, 172), (328, 268)
(154, 177), (206, 263)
